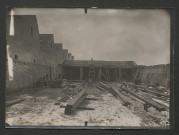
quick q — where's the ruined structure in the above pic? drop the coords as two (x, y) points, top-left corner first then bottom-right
(6, 15), (74, 92)
(6, 15), (170, 93)
(133, 64), (170, 88)
(62, 60), (170, 87)
(62, 60), (137, 82)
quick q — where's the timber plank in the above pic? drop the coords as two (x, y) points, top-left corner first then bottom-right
(6, 99), (25, 108)
(65, 88), (87, 114)
(98, 82), (111, 90)
(127, 83), (169, 97)
(110, 86), (131, 106)
(120, 86), (165, 111)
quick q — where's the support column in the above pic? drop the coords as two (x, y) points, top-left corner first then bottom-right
(98, 68), (101, 81)
(80, 67), (83, 80)
(115, 68), (118, 82)
(59, 65), (62, 79)
(106, 68), (108, 82)
(118, 68), (122, 82)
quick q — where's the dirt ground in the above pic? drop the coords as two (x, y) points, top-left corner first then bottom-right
(5, 82), (170, 128)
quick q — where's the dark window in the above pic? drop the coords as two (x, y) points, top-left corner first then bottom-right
(51, 42), (53, 46)
(40, 40), (42, 44)
(33, 59), (35, 63)
(14, 55), (18, 60)
(30, 26), (33, 36)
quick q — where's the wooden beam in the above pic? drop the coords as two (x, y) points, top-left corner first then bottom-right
(61, 105), (94, 110)
(96, 85), (105, 91)
(127, 83), (169, 97)
(98, 82), (111, 90)
(80, 67), (83, 80)
(141, 89), (169, 97)
(110, 86), (131, 106)
(107, 68), (109, 82)
(6, 99), (25, 108)
(98, 82), (130, 106)
(65, 88), (87, 114)
(73, 82), (84, 93)
(101, 69), (108, 82)
(118, 68), (122, 81)
(120, 86), (165, 112)
(98, 68), (101, 81)
(115, 68), (117, 82)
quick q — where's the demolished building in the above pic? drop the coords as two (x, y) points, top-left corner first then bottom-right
(6, 15), (74, 92)
(6, 15), (170, 93)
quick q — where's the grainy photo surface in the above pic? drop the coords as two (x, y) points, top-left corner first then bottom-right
(6, 8), (170, 128)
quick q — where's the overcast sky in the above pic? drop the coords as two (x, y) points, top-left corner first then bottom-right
(12, 8), (170, 66)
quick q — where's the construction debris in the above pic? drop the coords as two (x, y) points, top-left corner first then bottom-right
(96, 85), (106, 91)
(50, 79), (67, 88)
(6, 99), (25, 108)
(120, 86), (166, 112)
(73, 83), (84, 93)
(65, 88), (87, 114)
(110, 86), (131, 106)
(60, 105), (95, 110)
(98, 82), (111, 90)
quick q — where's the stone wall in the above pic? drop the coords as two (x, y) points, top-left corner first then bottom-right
(63, 49), (68, 60)
(7, 15), (41, 64)
(6, 60), (50, 93)
(6, 15), (74, 93)
(133, 64), (170, 87)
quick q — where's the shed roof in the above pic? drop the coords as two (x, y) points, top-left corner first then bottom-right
(63, 60), (137, 68)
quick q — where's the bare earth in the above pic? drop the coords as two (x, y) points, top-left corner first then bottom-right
(6, 82), (169, 128)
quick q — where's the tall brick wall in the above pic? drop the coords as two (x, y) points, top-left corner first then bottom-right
(39, 34), (55, 65)
(6, 15), (77, 93)
(6, 60), (50, 93)
(68, 53), (72, 60)
(7, 15), (41, 64)
(71, 56), (74, 60)
(63, 49), (68, 60)
(52, 43), (63, 65)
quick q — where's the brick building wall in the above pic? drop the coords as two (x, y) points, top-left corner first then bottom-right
(63, 49), (68, 60)
(6, 60), (50, 93)
(7, 15), (41, 64)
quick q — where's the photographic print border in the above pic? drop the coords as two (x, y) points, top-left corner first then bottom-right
(0, 0), (178, 135)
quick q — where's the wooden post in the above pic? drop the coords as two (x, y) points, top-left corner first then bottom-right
(106, 68), (109, 82)
(80, 67), (83, 80)
(118, 68), (122, 82)
(115, 68), (117, 82)
(98, 68), (101, 81)
(101, 69), (107, 82)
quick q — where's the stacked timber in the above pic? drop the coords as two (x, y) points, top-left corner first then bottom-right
(120, 86), (166, 112)
(98, 82), (111, 90)
(127, 83), (169, 97)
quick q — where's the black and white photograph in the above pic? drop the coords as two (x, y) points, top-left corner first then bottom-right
(6, 8), (171, 128)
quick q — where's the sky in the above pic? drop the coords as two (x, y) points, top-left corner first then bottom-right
(11, 8), (170, 66)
